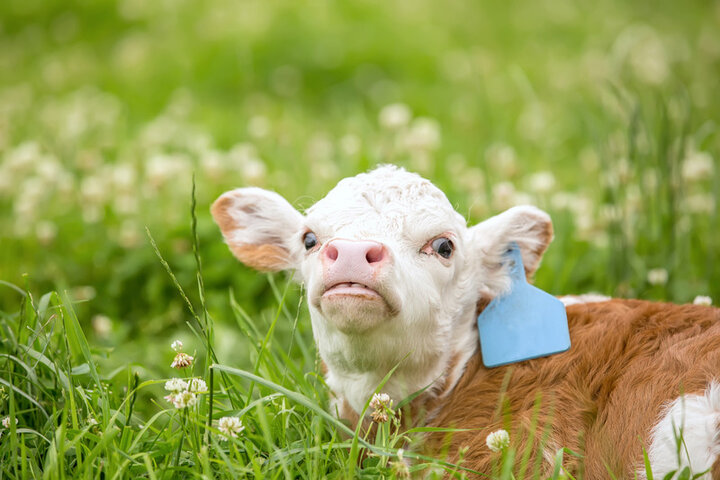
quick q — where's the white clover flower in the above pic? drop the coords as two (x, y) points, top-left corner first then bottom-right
(682, 151), (714, 182)
(684, 193), (715, 214)
(88, 416), (98, 426)
(403, 118), (441, 151)
(379, 103), (411, 130)
(391, 460), (411, 479)
(486, 143), (517, 177)
(369, 393), (391, 410)
(491, 181), (517, 211)
(217, 416), (245, 440)
(91, 314), (112, 338)
(2, 416), (12, 429)
(369, 393), (393, 423)
(371, 409), (389, 423)
(169, 391), (197, 409)
(647, 268), (669, 286)
(164, 378), (188, 393)
(527, 171), (556, 194)
(146, 153), (191, 188)
(80, 175), (107, 204)
(36, 220), (58, 245)
(171, 352), (193, 369)
(486, 429), (510, 452)
(247, 115), (270, 138)
(339, 134), (361, 156)
(118, 220), (141, 248)
(171, 340), (183, 352)
(187, 378), (208, 393)
(111, 164), (136, 191)
(693, 295), (712, 306)
(241, 157), (267, 185)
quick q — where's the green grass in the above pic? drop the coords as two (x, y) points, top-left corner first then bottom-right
(0, 0), (718, 476)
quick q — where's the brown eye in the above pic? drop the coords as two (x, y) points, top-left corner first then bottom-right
(431, 237), (454, 259)
(303, 232), (318, 250)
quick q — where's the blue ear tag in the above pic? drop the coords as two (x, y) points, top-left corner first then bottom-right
(477, 243), (570, 368)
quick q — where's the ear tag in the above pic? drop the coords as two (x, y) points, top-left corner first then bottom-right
(477, 242), (570, 368)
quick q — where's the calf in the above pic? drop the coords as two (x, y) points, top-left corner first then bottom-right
(212, 165), (720, 478)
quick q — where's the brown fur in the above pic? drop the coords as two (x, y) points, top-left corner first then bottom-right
(227, 243), (290, 272)
(211, 194), (291, 271)
(525, 215), (554, 279)
(417, 300), (720, 478)
(712, 455), (720, 479)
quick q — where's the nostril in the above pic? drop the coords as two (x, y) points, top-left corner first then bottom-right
(324, 244), (338, 261)
(365, 244), (385, 264)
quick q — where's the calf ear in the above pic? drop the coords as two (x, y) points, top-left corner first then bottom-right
(211, 187), (305, 272)
(467, 206), (553, 297)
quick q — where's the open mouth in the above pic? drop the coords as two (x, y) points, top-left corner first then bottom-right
(322, 282), (383, 300)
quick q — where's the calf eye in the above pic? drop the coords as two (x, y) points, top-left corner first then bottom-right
(431, 237), (454, 259)
(303, 232), (318, 250)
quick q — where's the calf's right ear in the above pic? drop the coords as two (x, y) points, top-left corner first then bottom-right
(211, 187), (305, 272)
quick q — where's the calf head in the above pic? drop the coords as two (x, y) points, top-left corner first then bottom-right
(212, 165), (553, 417)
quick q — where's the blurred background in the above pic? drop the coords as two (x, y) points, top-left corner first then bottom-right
(0, 0), (718, 386)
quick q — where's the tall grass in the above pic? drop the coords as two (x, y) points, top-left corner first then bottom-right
(0, 190), (478, 478)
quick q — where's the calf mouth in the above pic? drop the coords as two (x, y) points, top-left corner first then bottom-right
(314, 281), (401, 326)
(322, 282), (384, 300)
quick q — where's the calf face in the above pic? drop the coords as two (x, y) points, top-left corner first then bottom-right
(212, 165), (552, 414)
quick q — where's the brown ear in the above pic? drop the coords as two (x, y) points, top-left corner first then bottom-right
(211, 187), (305, 272)
(468, 205), (553, 296)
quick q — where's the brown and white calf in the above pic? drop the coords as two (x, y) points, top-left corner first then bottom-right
(212, 165), (720, 478)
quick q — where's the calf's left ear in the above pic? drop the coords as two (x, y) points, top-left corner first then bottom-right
(467, 205), (553, 296)
(211, 187), (305, 272)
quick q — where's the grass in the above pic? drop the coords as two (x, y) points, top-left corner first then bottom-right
(0, 0), (718, 477)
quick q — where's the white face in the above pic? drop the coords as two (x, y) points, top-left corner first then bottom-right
(212, 165), (553, 412)
(298, 169), (469, 337)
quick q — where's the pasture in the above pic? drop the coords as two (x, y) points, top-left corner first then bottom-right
(0, 0), (718, 477)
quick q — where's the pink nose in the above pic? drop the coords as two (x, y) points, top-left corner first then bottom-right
(322, 239), (388, 286)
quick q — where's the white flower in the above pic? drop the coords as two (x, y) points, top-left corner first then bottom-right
(241, 157), (267, 185)
(391, 460), (410, 479)
(171, 340), (183, 352)
(111, 164), (136, 191)
(247, 115), (270, 138)
(187, 378), (208, 393)
(167, 391), (197, 409)
(217, 416), (245, 440)
(379, 103), (411, 130)
(486, 143), (517, 177)
(369, 393), (391, 410)
(647, 268), (669, 286)
(527, 171), (556, 194)
(369, 393), (393, 423)
(339, 134), (361, 156)
(486, 429), (510, 452)
(171, 352), (193, 369)
(684, 193), (715, 214)
(682, 151), (714, 182)
(693, 295), (712, 306)
(403, 118), (441, 151)
(92, 315), (112, 338)
(491, 181), (517, 211)
(2, 416), (12, 429)
(88, 416), (98, 426)
(164, 378), (188, 392)
(36, 220), (58, 245)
